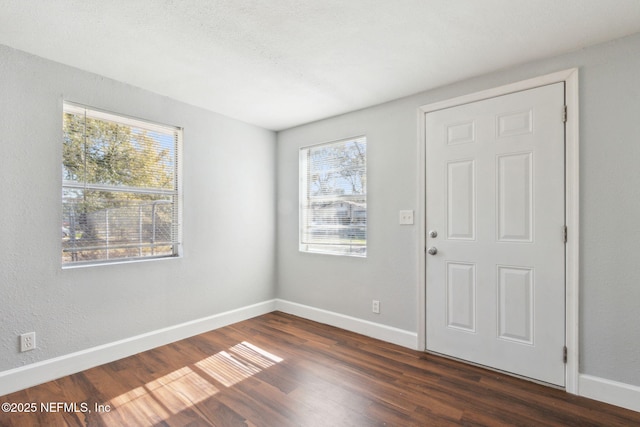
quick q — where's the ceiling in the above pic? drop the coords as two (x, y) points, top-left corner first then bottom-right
(1, 1), (640, 131)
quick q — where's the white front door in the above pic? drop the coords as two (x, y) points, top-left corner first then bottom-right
(425, 83), (566, 386)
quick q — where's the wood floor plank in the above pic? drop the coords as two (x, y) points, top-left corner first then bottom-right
(1, 311), (639, 426)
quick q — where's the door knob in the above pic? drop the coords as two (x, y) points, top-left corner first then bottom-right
(427, 247), (438, 255)
(428, 230), (438, 238)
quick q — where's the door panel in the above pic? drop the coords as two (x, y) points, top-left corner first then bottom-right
(446, 262), (476, 332)
(447, 160), (476, 240)
(497, 152), (533, 242)
(425, 83), (565, 386)
(497, 265), (534, 344)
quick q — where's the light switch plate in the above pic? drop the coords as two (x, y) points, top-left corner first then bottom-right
(399, 210), (414, 225)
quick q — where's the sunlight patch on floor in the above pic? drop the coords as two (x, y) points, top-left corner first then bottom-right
(146, 366), (219, 413)
(100, 341), (283, 426)
(101, 367), (218, 426)
(196, 341), (283, 387)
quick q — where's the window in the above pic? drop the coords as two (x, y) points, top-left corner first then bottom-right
(62, 103), (181, 265)
(300, 136), (367, 257)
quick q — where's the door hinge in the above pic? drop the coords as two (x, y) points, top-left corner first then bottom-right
(562, 105), (568, 123)
(563, 346), (568, 363)
(563, 226), (568, 243)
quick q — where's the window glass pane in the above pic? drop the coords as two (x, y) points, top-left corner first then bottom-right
(62, 104), (180, 266)
(308, 140), (366, 197)
(300, 136), (367, 257)
(63, 113), (176, 190)
(62, 189), (176, 264)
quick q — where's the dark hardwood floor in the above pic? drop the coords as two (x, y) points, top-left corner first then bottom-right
(1, 311), (638, 426)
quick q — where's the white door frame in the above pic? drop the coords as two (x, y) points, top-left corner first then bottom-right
(416, 69), (579, 394)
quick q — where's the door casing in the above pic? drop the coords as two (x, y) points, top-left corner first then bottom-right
(416, 69), (579, 393)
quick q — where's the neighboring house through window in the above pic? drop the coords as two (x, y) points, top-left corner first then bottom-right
(299, 136), (367, 257)
(62, 103), (182, 265)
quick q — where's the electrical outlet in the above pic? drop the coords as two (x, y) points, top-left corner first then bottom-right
(372, 300), (380, 314)
(20, 332), (36, 352)
(399, 210), (414, 225)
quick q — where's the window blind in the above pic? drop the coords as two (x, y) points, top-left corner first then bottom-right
(62, 103), (181, 265)
(299, 136), (367, 257)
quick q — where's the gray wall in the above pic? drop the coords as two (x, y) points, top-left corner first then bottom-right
(0, 45), (277, 372)
(277, 33), (640, 386)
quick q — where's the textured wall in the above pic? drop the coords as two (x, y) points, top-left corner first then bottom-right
(0, 45), (277, 372)
(277, 33), (640, 386)
(277, 101), (420, 332)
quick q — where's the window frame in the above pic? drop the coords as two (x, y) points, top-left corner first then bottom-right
(61, 102), (183, 267)
(299, 135), (367, 257)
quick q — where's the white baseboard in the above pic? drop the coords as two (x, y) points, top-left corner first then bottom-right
(579, 374), (640, 413)
(0, 299), (277, 397)
(275, 299), (419, 350)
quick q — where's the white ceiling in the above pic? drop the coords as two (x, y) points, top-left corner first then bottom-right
(1, 1), (640, 131)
